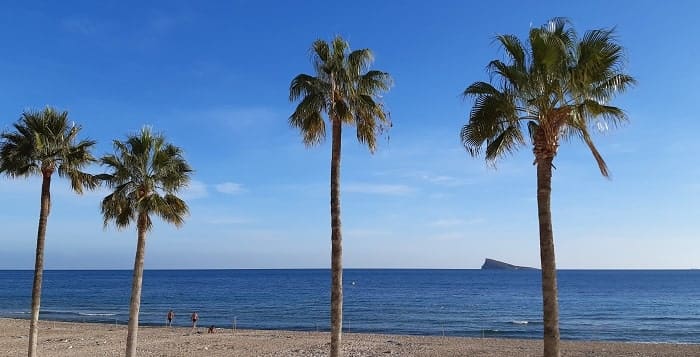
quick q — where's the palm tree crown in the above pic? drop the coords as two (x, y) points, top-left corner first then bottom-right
(461, 17), (635, 173)
(0, 107), (97, 189)
(100, 126), (191, 230)
(289, 35), (392, 150)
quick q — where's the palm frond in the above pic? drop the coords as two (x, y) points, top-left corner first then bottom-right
(485, 125), (525, 161)
(487, 60), (526, 90)
(290, 92), (327, 146)
(461, 18), (634, 176)
(331, 36), (349, 67)
(494, 34), (527, 71)
(290, 36), (392, 152)
(577, 100), (628, 129)
(463, 81), (501, 97)
(100, 126), (191, 233)
(581, 126), (609, 177)
(347, 48), (373, 76)
(312, 39), (330, 65)
(151, 194), (189, 227)
(101, 190), (134, 229)
(334, 99), (353, 124)
(289, 74), (325, 102)
(461, 89), (519, 157)
(358, 70), (392, 93)
(354, 94), (389, 153)
(0, 107), (97, 186)
(63, 169), (99, 194)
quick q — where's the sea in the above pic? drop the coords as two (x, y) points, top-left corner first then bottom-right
(1, 269), (699, 343)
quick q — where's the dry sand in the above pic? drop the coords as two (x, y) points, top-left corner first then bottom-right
(1, 318), (698, 356)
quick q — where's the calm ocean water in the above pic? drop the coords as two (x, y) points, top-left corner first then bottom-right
(1, 269), (699, 343)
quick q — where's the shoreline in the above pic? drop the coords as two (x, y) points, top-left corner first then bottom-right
(2, 318), (698, 356)
(3, 315), (698, 346)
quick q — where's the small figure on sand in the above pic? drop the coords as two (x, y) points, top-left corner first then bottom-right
(191, 311), (199, 332)
(207, 325), (216, 334)
(167, 309), (175, 327)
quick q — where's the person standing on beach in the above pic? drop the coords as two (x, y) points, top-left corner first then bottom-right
(167, 310), (175, 327)
(191, 312), (199, 332)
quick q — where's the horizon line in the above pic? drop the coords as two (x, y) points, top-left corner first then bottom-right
(0, 267), (697, 271)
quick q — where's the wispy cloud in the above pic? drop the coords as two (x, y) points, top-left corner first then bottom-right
(430, 219), (465, 227)
(215, 182), (245, 195)
(428, 233), (467, 241)
(608, 142), (638, 154)
(0, 176), (110, 199)
(344, 183), (414, 195)
(345, 229), (392, 238)
(430, 218), (485, 227)
(375, 170), (473, 187)
(203, 216), (251, 225)
(410, 172), (473, 187)
(181, 180), (208, 200)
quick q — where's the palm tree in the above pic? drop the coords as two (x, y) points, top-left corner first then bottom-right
(99, 127), (191, 357)
(289, 36), (392, 357)
(460, 18), (635, 357)
(0, 107), (97, 357)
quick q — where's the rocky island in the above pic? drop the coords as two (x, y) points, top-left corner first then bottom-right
(481, 258), (538, 270)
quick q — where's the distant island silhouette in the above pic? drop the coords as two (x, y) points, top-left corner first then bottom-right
(481, 258), (538, 270)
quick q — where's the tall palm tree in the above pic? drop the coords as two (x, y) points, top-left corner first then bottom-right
(460, 18), (635, 357)
(289, 36), (392, 357)
(99, 127), (191, 357)
(0, 107), (97, 357)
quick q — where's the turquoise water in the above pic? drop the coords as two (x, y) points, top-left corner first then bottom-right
(1, 269), (699, 343)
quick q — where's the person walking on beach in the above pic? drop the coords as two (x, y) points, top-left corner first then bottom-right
(167, 310), (175, 327)
(191, 311), (199, 332)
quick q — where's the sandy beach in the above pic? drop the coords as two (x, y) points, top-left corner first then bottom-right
(1, 318), (697, 356)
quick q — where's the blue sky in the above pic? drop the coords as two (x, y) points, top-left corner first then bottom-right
(1, 1), (698, 269)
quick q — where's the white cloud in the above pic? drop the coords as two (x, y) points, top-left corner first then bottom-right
(465, 218), (486, 225)
(431, 219), (465, 227)
(609, 142), (638, 154)
(181, 180), (208, 200)
(0, 176), (110, 199)
(428, 233), (467, 241)
(345, 229), (392, 238)
(215, 182), (244, 195)
(411, 172), (472, 187)
(375, 170), (474, 187)
(430, 217), (485, 227)
(204, 216), (250, 225)
(344, 183), (414, 195)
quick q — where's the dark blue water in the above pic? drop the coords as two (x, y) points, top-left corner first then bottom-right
(1, 269), (699, 343)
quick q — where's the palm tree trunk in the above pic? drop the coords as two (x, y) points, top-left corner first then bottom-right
(536, 156), (560, 357)
(125, 213), (148, 357)
(329, 117), (343, 357)
(28, 174), (51, 357)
